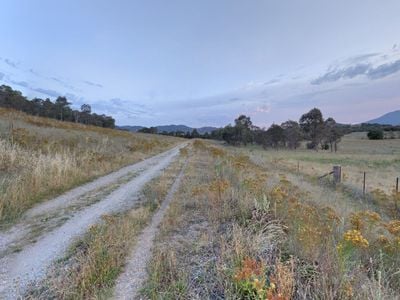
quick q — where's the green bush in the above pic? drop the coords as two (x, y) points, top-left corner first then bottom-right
(367, 129), (384, 140)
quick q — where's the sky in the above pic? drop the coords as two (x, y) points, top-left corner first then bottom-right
(0, 0), (400, 128)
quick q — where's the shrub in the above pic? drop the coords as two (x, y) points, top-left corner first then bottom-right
(367, 129), (384, 140)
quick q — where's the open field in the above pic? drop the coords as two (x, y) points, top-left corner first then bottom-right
(245, 133), (400, 218)
(0, 108), (182, 226)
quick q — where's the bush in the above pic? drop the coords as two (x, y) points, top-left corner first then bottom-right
(367, 129), (384, 140)
(306, 142), (316, 149)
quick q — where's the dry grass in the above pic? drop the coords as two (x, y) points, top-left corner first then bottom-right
(26, 154), (186, 299)
(142, 140), (400, 299)
(248, 133), (400, 195)
(0, 108), (181, 226)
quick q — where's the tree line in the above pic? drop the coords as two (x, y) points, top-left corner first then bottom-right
(0, 85), (115, 128)
(138, 126), (210, 139)
(212, 108), (344, 152)
(137, 108), (346, 151)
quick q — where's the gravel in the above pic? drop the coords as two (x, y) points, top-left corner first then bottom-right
(0, 144), (185, 299)
(113, 161), (187, 300)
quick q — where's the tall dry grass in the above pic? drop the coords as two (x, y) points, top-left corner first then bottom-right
(143, 140), (400, 299)
(0, 108), (181, 226)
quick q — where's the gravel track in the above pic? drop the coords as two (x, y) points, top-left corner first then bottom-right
(0, 146), (180, 255)
(113, 161), (187, 300)
(0, 144), (185, 299)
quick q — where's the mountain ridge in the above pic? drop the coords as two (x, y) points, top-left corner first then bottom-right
(118, 124), (218, 134)
(366, 110), (400, 125)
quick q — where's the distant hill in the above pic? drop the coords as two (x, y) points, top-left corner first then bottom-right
(366, 110), (400, 125)
(118, 124), (218, 134)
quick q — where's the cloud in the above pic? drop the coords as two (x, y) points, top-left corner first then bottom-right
(83, 80), (103, 88)
(345, 53), (379, 64)
(264, 79), (280, 85)
(311, 63), (371, 85)
(29, 68), (41, 76)
(32, 87), (61, 98)
(50, 77), (64, 84)
(91, 98), (150, 117)
(367, 59), (400, 79)
(312, 55), (400, 85)
(10, 80), (30, 88)
(4, 58), (18, 68)
(0, 72), (4, 80)
(255, 104), (271, 113)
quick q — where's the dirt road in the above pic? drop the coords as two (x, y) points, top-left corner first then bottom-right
(113, 161), (186, 299)
(0, 143), (185, 299)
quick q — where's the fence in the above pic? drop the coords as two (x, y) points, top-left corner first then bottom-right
(317, 164), (399, 197)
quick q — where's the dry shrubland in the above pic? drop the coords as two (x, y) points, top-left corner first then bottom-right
(142, 140), (400, 299)
(0, 108), (181, 226)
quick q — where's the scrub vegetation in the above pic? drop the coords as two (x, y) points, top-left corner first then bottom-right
(141, 139), (400, 299)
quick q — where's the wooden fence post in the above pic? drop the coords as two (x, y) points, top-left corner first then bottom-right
(395, 177), (399, 217)
(363, 172), (366, 197)
(333, 166), (341, 184)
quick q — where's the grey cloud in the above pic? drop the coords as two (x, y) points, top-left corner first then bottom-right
(345, 53), (379, 64)
(311, 63), (371, 85)
(51, 77), (64, 84)
(4, 58), (18, 68)
(312, 55), (400, 85)
(92, 98), (150, 117)
(367, 60), (400, 79)
(264, 79), (280, 85)
(10, 80), (30, 88)
(32, 88), (61, 98)
(29, 68), (41, 76)
(83, 80), (103, 88)
(49, 76), (78, 91)
(111, 98), (147, 110)
(0, 72), (4, 80)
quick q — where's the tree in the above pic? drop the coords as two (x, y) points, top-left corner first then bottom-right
(367, 129), (384, 140)
(324, 117), (343, 152)
(210, 128), (224, 140)
(191, 129), (200, 138)
(234, 115), (253, 145)
(252, 127), (268, 147)
(138, 127), (157, 134)
(299, 108), (324, 150)
(265, 124), (285, 148)
(0, 85), (115, 129)
(222, 125), (240, 145)
(281, 120), (302, 149)
(81, 104), (92, 114)
(54, 96), (71, 121)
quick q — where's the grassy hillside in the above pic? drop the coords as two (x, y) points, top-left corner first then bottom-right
(0, 108), (182, 226)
